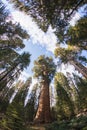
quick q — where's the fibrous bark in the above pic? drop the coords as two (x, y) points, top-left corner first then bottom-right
(34, 80), (51, 123)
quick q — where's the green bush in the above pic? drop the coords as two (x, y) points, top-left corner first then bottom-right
(82, 126), (87, 130)
(69, 116), (87, 129)
(45, 122), (59, 130)
(45, 116), (87, 130)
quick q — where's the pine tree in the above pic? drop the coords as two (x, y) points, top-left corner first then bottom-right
(0, 52), (31, 92)
(54, 72), (74, 120)
(0, 1), (31, 92)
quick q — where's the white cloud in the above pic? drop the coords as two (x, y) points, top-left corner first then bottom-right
(3, 0), (81, 53)
(2, 0), (57, 53)
(11, 11), (57, 53)
(2, 1), (83, 90)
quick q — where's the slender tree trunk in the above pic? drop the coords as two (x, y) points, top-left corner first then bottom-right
(68, 0), (84, 17)
(0, 63), (18, 81)
(0, 68), (20, 91)
(0, 70), (7, 77)
(34, 80), (51, 123)
(70, 60), (87, 79)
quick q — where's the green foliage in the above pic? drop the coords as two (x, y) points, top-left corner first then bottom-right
(0, 99), (9, 113)
(0, 78), (37, 130)
(33, 55), (56, 82)
(0, 52), (31, 93)
(0, 102), (25, 130)
(69, 116), (87, 130)
(0, 1), (31, 95)
(24, 93), (37, 122)
(54, 45), (79, 63)
(45, 116), (87, 130)
(45, 122), (59, 130)
(75, 77), (87, 110)
(54, 72), (87, 120)
(13, 78), (37, 123)
(67, 17), (87, 50)
(17, 52), (31, 70)
(54, 73), (74, 120)
(0, 1), (87, 129)
(10, 0), (85, 42)
(82, 126), (87, 130)
(0, 48), (19, 69)
(15, 77), (32, 102)
(54, 45), (87, 79)
(54, 73), (69, 89)
(0, 1), (29, 48)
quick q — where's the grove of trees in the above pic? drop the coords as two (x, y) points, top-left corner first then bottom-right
(0, 0), (87, 130)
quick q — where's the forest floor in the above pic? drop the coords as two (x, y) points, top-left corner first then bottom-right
(28, 114), (87, 130)
(30, 125), (46, 130)
(27, 123), (50, 130)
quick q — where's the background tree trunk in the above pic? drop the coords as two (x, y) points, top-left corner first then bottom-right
(70, 60), (87, 79)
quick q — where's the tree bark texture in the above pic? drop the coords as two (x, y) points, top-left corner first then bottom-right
(70, 60), (87, 79)
(34, 80), (51, 123)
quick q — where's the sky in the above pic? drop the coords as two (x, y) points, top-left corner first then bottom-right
(2, 0), (81, 73)
(2, 0), (86, 104)
(2, 0), (83, 79)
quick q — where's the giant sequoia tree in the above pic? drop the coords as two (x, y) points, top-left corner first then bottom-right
(33, 55), (56, 123)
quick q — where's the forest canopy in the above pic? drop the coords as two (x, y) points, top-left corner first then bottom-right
(0, 0), (87, 130)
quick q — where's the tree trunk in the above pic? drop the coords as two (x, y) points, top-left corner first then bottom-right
(68, 0), (84, 17)
(0, 63), (18, 82)
(0, 68), (20, 91)
(70, 60), (87, 79)
(34, 80), (51, 123)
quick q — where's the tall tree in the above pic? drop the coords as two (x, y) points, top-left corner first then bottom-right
(54, 72), (74, 120)
(0, 1), (29, 49)
(73, 75), (87, 111)
(0, 101), (25, 130)
(0, 48), (19, 69)
(0, 78), (38, 130)
(14, 77), (32, 103)
(0, 52), (31, 91)
(0, 1), (30, 71)
(66, 17), (87, 50)
(24, 83), (38, 122)
(0, 1), (31, 84)
(54, 45), (87, 79)
(33, 55), (56, 123)
(66, 72), (81, 114)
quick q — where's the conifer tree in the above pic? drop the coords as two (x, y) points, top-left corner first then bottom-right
(54, 45), (87, 79)
(54, 72), (74, 120)
(33, 55), (56, 123)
